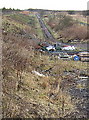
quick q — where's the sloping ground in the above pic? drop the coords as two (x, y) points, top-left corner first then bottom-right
(42, 12), (88, 42)
(70, 14), (87, 23)
(3, 12), (44, 41)
(2, 11), (89, 118)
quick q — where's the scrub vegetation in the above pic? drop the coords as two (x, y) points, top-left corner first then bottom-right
(42, 11), (88, 42)
(2, 9), (88, 119)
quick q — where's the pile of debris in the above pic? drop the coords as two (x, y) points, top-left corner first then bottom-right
(35, 42), (89, 62)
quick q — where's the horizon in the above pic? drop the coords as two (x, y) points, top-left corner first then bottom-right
(0, 0), (88, 11)
(1, 7), (87, 11)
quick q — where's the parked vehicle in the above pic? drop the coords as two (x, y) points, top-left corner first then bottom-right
(46, 45), (55, 51)
(61, 45), (75, 50)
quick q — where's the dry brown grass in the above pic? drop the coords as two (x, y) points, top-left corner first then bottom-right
(61, 25), (87, 40)
(2, 12), (88, 118)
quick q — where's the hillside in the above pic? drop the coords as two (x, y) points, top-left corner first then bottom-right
(2, 9), (89, 119)
(41, 11), (88, 43)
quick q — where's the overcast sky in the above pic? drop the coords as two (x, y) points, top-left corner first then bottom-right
(0, 0), (88, 10)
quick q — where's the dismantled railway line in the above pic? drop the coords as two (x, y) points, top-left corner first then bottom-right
(36, 14), (55, 41)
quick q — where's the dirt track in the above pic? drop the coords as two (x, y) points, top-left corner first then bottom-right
(36, 13), (55, 41)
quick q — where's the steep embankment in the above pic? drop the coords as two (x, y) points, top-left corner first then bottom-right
(42, 12), (88, 43)
(2, 11), (88, 118)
